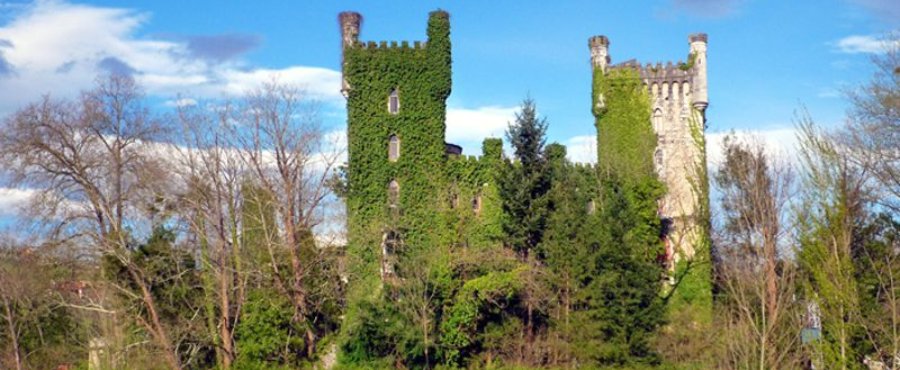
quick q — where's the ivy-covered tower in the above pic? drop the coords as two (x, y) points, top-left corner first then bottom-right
(589, 33), (709, 270)
(589, 34), (713, 327)
(340, 10), (453, 280)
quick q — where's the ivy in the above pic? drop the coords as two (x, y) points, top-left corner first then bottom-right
(340, 11), (509, 366)
(593, 67), (656, 182)
(678, 52), (697, 71)
(440, 266), (526, 365)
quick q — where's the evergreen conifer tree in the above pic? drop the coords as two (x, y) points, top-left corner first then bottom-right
(500, 98), (551, 258)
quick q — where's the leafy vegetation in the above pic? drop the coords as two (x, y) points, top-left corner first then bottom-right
(0, 11), (896, 370)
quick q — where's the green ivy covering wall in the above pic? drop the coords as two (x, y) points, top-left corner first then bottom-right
(593, 67), (656, 182)
(340, 11), (510, 365)
(339, 10), (712, 366)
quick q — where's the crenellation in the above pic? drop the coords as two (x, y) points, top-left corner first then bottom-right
(344, 10), (708, 296)
(356, 40), (428, 50)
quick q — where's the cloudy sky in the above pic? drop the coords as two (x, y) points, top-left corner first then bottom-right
(0, 0), (896, 221)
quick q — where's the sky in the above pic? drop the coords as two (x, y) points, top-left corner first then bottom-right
(0, 0), (897, 224)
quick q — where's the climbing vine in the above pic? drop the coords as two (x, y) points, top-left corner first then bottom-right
(593, 67), (656, 182)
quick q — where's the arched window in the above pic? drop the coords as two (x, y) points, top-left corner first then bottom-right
(388, 180), (400, 208)
(388, 135), (400, 162)
(652, 108), (663, 133)
(388, 88), (399, 114)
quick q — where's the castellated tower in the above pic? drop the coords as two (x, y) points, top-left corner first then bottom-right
(340, 10), (457, 281)
(340, 11), (507, 286)
(590, 33), (709, 268)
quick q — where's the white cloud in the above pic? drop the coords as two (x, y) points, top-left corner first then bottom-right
(706, 127), (799, 167)
(0, 187), (34, 216)
(817, 88), (840, 99)
(0, 1), (341, 116)
(163, 98), (197, 107)
(559, 128), (799, 168)
(445, 105), (517, 151)
(834, 35), (899, 54)
(565, 135), (597, 164)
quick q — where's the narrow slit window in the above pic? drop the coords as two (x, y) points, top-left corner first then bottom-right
(654, 148), (665, 176)
(472, 193), (482, 215)
(388, 135), (400, 162)
(388, 180), (400, 208)
(388, 89), (400, 114)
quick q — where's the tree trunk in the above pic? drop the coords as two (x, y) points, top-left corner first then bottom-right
(764, 231), (778, 324)
(129, 266), (182, 370)
(306, 328), (316, 357)
(220, 254), (233, 369)
(2, 296), (23, 370)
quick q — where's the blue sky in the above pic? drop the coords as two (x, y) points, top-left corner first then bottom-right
(0, 0), (897, 223)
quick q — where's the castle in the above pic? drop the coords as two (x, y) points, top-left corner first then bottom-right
(339, 10), (707, 281)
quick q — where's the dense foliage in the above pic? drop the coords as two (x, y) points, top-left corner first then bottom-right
(0, 11), (895, 370)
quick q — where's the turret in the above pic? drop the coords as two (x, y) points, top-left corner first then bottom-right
(589, 35), (610, 72)
(689, 33), (708, 113)
(426, 10), (452, 99)
(339, 11), (362, 96)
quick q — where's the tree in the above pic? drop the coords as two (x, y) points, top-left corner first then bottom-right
(797, 118), (868, 370)
(540, 145), (605, 365)
(591, 174), (667, 367)
(0, 242), (85, 370)
(0, 74), (185, 369)
(712, 135), (805, 369)
(171, 100), (246, 368)
(497, 98), (553, 363)
(839, 36), (899, 213)
(235, 81), (343, 358)
(500, 98), (551, 259)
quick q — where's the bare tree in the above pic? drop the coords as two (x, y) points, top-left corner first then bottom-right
(171, 101), (246, 368)
(840, 36), (899, 212)
(713, 134), (804, 369)
(0, 75), (183, 369)
(235, 81), (343, 357)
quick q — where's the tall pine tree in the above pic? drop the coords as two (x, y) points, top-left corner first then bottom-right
(500, 98), (551, 259)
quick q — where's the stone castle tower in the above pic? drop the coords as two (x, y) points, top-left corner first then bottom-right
(589, 34), (709, 267)
(339, 10), (709, 281)
(339, 11), (506, 282)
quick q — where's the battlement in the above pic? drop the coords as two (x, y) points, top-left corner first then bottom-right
(339, 10), (451, 97)
(339, 10), (448, 51)
(610, 59), (695, 88)
(593, 33), (708, 109)
(355, 40), (427, 50)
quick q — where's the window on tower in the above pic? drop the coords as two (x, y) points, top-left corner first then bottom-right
(654, 148), (665, 177)
(388, 88), (399, 114)
(382, 230), (400, 279)
(388, 135), (400, 162)
(388, 180), (400, 209)
(472, 192), (482, 215)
